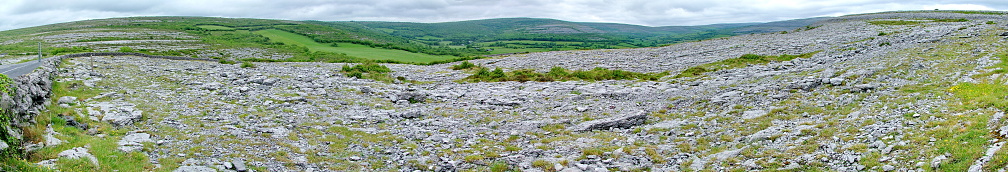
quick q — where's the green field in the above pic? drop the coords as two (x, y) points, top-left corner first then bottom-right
(197, 25), (237, 31)
(254, 29), (456, 63)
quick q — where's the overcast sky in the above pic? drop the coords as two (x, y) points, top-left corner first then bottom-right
(1, 0), (1006, 31)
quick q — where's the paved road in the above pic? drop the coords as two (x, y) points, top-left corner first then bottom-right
(0, 57), (53, 77)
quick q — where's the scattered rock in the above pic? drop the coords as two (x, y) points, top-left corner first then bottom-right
(92, 102), (143, 127)
(395, 91), (428, 103)
(58, 147), (99, 166)
(58, 96), (77, 105)
(199, 82), (223, 91)
(397, 110), (424, 119)
(827, 77), (845, 85)
(44, 124), (65, 147)
(742, 110), (767, 120)
(174, 166), (217, 172)
(118, 132), (154, 152)
(882, 165), (895, 171)
(61, 115), (88, 130)
(232, 159), (248, 172)
(789, 77), (822, 91)
(570, 111), (647, 131)
(852, 84), (877, 92)
(932, 155), (948, 168)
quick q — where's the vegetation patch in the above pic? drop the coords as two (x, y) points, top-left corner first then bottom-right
(868, 18), (969, 26)
(254, 29), (457, 63)
(461, 66), (667, 82)
(868, 20), (925, 25)
(196, 25), (237, 31)
(675, 52), (818, 78)
(340, 63), (406, 83)
(450, 61), (479, 70)
(948, 82), (1008, 111)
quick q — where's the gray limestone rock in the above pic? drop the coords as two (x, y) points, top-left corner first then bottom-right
(882, 165), (895, 171)
(174, 166), (217, 172)
(853, 84), (878, 92)
(118, 133), (154, 152)
(0, 139), (7, 151)
(58, 96), (77, 105)
(742, 110), (767, 120)
(58, 147), (99, 166)
(932, 155), (948, 168)
(570, 111), (647, 131)
(232, 158), (248, 172)
(398, 110), (425, 119)
(44, 124), (65, 147)
(92, 102), (143, 127)
(396, 91), (428, 103)
(789, 77), (822, 91)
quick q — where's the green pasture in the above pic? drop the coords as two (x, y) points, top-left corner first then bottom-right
(254, 29), (455, 63)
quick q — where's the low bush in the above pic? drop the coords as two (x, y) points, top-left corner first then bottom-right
(450, 61), (479, 70)
(240, 61), (256, 68)
(462, 66), (667, 82)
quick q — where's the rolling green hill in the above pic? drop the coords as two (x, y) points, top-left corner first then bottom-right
(0, 16), (828, 65)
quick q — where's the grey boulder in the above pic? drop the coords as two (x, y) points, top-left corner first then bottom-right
(570, 110), (648, 132)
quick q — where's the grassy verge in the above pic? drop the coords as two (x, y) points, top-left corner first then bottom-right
(675, 52), (818, 78)
(459, 66), (667, 82)
(3, 59), (161, 171)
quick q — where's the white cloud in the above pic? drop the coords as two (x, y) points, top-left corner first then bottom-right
(0, 0), (1006, 31)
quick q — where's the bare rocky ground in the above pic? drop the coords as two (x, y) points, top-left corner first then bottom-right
(40, 12), (1008, 171)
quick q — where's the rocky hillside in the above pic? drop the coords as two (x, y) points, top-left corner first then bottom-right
(7, 11), (1008, 172)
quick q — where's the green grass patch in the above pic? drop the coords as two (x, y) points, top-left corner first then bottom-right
(340, 63), (408, 83)
(196, 25), (237, 31)
(948, 82), (1008, 110)
(675, 52), (818, 78)
(462, 66), (667, 82)
(254, 29), (456, 63)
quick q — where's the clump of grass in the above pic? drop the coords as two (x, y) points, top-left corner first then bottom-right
(948, 82), (1008, 110)
(489, 161), (512, 172)
(450, 61), (479, 70)
(340, 62), (405, 83)
(675, 52), (819, 78)
(462, 66), (667, 82)
(531, 159), (555, 172)
(219, 59), (237, 64)
(240, 61), (256, 68)
(463, 154), (485, 163)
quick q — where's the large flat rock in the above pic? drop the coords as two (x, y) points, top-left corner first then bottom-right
(569, 110), (648, 132)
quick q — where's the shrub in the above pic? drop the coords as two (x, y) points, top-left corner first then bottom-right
(240, 61), (255, 68)
(342, 62), (391, 74)
(340, 63), (399, 82)
(118, 46), (134, 52)
(219, 59), (236, 64)
(461, 66), (667, 82)
(450, 61), (479, 70)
